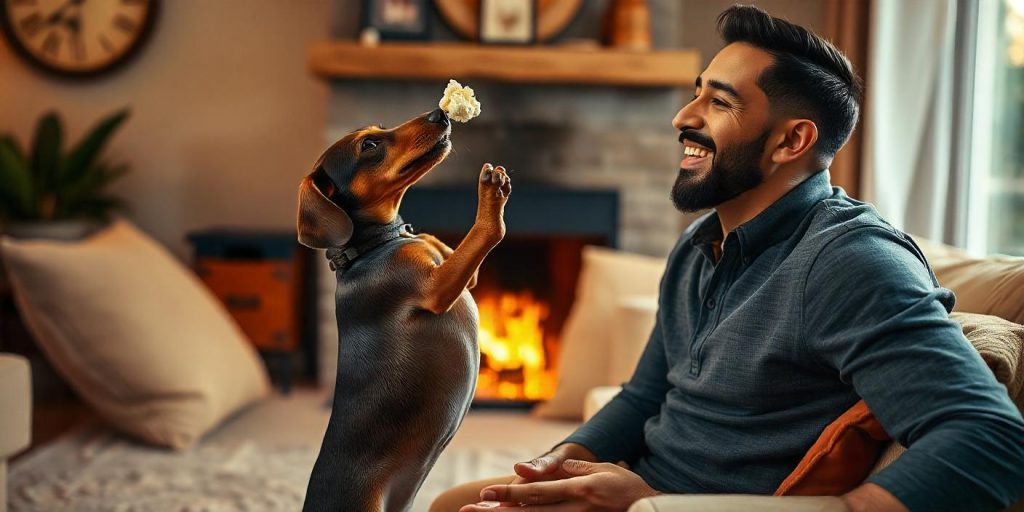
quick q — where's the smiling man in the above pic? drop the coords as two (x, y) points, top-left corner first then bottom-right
(432, 5), (1024, 512)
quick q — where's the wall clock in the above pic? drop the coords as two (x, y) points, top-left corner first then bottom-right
(0, 0), (159, 79)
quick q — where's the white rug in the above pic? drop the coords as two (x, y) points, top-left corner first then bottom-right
(9, 424), (534, 512)
(8, 391), (579, 511)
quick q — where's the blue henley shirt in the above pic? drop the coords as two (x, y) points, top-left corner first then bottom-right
(560, 169), (1024, 511)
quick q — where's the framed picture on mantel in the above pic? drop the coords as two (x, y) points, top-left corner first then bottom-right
(479, 0), (537, 45)
(363, 0), (432, 41)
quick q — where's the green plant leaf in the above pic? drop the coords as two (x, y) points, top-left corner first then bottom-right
(0, 142), (35, 219)
(62, 108), (130, 187)
(55, 160), (129, 219)
(1, 135), (25, 163)
(31, 113), (62, 214)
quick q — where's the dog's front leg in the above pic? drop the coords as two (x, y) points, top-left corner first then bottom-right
(419, 163), (510, 314)
(415, 233), (482, 290)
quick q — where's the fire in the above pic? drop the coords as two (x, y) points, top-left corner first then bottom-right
(475, 291), (557, 401)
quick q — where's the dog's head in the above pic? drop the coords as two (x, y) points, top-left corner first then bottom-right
(297, 108), (452, 249)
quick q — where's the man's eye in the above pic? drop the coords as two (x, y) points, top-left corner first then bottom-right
(711, 98), (729, 108)
(361, 139), (379, 151)
(689, 94), (699, 103)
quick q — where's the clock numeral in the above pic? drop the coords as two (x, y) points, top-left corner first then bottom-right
(113, 14), (137, 33)
(71, 36), (85, 61)
(19, 12), (43, 38)
(41, 31), (60, 56)
(99, 34), (115, 53)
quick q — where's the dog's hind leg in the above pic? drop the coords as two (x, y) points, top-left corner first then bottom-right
(382, 465), (432, 512)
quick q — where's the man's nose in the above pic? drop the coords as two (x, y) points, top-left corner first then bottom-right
(427, 108), (449, 127)
(672, 102), (704, 131)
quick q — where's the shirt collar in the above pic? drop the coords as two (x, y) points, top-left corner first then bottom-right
(690, 169), (833, 262)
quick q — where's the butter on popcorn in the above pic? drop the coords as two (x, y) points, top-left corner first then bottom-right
(438, 79), (481, 123)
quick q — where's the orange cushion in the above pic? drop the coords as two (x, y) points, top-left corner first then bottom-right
(774, 400), (890, 496)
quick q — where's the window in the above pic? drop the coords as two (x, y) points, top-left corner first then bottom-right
(969, 0), (1024, 256)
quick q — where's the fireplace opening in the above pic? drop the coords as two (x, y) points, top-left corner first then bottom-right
(428, 234), (605, 407)
(401, 185), (619, 408)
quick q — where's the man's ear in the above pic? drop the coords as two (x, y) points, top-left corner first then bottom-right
(770, 119), (818, 165)
(296, 175), (353, 249)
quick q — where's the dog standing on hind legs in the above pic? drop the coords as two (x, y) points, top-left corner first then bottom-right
(296, 108), (512, 512)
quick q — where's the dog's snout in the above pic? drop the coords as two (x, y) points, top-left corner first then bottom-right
(427, 108), (449, 127)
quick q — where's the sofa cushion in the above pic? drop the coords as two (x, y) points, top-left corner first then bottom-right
(777, 312), (1024, 497)
(534, 246), (665, 420)
(912, 236), (1024, 325)
(0, 353), (31, 458)
(0, 218), (270, 450)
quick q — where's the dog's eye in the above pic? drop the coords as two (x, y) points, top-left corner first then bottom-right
(361, 139), (380, 152)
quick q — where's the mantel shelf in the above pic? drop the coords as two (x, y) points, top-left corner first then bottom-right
(307, 41), (700, 88)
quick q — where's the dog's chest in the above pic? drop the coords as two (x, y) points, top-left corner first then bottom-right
(330, 243), (479, 364)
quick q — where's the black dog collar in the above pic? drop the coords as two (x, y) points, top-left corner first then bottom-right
(325, 218), (414, 272)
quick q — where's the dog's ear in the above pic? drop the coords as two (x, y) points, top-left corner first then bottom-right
(297, 175), (353, 249)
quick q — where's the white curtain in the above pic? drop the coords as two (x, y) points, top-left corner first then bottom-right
(862, 0), (977, 246)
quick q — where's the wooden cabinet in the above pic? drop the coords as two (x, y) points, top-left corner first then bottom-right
(193, 258), (300, 352)
(186, 229), (312, 393)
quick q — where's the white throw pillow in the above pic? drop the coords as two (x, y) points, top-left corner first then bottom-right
(533, 246), (665, 420)
(1, 218), (270, 450)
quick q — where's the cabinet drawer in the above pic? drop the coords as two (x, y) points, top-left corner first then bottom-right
(194, 258), (298, 351)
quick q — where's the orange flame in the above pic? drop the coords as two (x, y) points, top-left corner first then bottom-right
(475, 291), (557, 401)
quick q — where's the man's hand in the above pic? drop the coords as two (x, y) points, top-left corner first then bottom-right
(512, 443), (599, 483)
(841, 482), (909, 512)
(476, 443), (599, 508)
(457, 459), (660, 512)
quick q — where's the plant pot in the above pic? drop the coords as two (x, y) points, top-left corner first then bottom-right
(2, 219), (108, 241)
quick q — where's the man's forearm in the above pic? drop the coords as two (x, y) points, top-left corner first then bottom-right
(559, 387), (657, 464)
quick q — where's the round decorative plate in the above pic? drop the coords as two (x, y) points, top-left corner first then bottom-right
(434, 0), (582, 42)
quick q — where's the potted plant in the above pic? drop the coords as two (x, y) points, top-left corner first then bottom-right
(0, 108), (131, 240)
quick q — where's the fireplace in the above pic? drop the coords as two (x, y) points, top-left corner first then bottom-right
(400, 185), (618, 408)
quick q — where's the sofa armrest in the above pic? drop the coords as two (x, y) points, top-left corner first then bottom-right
(582, 385), (623, 422)
(628, 495), (848, 512)
(0, 353), (32, 459)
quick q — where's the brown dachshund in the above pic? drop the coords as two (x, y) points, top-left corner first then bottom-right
(296, 108), (511, 511)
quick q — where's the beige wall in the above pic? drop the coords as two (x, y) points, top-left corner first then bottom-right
(0, 0), (331, 260)
(680, 0), (825, 67)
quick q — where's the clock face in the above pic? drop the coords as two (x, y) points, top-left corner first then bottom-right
(0, 0), (158, 78)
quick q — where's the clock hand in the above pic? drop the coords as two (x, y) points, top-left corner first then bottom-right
(45, 0), (85, 26)
(44, 0), (75, 26)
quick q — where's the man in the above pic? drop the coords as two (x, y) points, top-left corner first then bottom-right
(433, 5), (1024, 512)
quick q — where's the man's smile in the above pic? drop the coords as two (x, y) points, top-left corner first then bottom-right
(680, 141), (715, 170)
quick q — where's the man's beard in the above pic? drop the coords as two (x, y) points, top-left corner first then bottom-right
(671, 130), (770, 212)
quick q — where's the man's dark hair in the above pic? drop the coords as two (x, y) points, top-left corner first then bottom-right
(717, 5), (863, 159)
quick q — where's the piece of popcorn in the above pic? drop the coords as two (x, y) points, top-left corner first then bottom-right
(438, 79), (481, 123)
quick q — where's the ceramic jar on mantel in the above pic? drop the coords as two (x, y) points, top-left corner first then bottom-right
(603, 0), (652, 51)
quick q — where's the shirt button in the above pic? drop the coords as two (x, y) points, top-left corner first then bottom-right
(706, 298), (716, 309)
(743, 256), (751, 265)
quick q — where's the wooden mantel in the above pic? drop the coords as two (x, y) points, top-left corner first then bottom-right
(307, 41), (700, 88)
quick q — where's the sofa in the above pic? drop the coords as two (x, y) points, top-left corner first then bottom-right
(613, 236), (1024, 511)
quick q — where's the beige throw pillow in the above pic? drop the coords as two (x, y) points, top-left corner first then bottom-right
(1, 218), (270, 450)
(609, 295), (659, 386)
(533, 246), (665, 420)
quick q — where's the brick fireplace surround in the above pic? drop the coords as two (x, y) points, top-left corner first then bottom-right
(314, 0), (700, 389)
